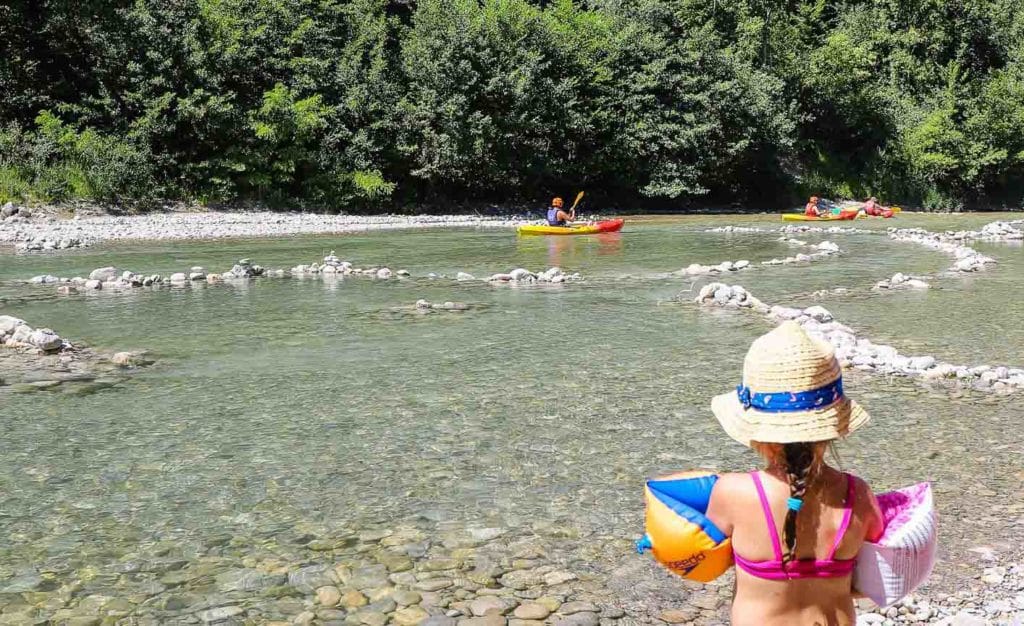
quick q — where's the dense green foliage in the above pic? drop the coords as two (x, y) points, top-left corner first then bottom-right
(3, 0), (1024, 210)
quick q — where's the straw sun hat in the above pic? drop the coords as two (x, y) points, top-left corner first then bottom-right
(711, 321), (869, 446)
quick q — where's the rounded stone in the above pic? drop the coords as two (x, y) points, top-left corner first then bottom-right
(659, 608), (698, 623)
(342, 589), (369, 608)
(470, 596), (513, 616)
(559, 601), (599, 615)
(393, 605), (430, 626)
(393, 590), (423, 606)
(551, 613), (599, 626)
(513, 603), (550, 620)
(317, 585), (342, 607)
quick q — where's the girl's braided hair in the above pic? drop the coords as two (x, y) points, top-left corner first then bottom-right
(781, 442), (816, 564)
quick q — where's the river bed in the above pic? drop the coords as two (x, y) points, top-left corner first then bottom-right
(1, 214), (1022, 625)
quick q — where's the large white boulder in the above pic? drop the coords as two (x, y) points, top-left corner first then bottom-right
(0, 315), (27, 335)
(89, 267), (119, 282)
(30, 329), (63, 352)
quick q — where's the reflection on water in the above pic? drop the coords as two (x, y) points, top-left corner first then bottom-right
(0, 214), (1022, 606)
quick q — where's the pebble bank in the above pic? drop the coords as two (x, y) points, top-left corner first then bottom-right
(694, 283), (1024, 393)
(0, 206), (526, 251)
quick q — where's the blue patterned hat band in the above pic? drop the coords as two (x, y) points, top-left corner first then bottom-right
(735, 377), (845, 413)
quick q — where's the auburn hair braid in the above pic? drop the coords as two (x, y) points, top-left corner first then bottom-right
(781, 442), (816, 564)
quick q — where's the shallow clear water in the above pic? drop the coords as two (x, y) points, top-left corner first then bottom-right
(1, 214), (1022, 616)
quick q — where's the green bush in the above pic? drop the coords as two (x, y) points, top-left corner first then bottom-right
(2, 0), (1024, 209)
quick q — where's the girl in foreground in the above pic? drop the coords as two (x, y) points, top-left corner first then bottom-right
(705, 321), (884, 625)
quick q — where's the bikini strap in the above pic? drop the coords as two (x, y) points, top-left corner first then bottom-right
(750, 471), (784, 561)
(827, 473), (857, 559)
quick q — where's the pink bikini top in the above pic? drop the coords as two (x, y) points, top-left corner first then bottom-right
(733, 471), (857, 580)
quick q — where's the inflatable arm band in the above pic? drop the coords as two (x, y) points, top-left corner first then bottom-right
(853, 482), (937, 607)
(638, 470), (733, 582)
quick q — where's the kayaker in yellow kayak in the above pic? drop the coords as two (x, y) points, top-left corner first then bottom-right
(804, 196), (825, 217)
(546, 197), (576, 226)
(862, 197), (895, 218)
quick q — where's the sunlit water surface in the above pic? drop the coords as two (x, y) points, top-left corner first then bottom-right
(1, 213), (1022, 615)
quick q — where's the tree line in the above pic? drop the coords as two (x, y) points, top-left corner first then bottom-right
(2, 0), (1023, 211)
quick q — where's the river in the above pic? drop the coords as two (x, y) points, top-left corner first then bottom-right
(0, 213), (1022, 624)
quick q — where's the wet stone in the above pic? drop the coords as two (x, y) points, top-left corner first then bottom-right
(552, 612), (600, 626)
(470, 596), (515, 616)
(378, 553), (415, 573)
(393, 590), (422, 606)
(261, 585), (303, 598)
(366, 586), (397, 601)
(318, 609), (348, 621)
(416, 578), (454, 592)
(341, 590), (369, 609)
(289, 564), (336, 592)
(543, 571), (577, 586)
(317, 585), (342, 607)
(366, 597), (397, 614)
(559, 601), (600, 615)
(422, 617), (458, 626)
(497, 570), (544, 590)
(390, 573), (419, 587)
(689, 595), (721, 611)
(660, 608), (699, 623)
(513, 603), (551, 620)
(156, 593), (196, 611)
(600, 607), (625, 619)
(349, 565), (390, 589)
(458, 616), (507, 626)
(360, 530), (394, 543)
(421, 558), (462, 572)
(394, 605), (431, 625)
(158, 570), (196, 587)
(216, 568), (286, 592)
(198, 605), (244, 622)
(0, 572), (44, 593)
(356, 610), (389, 626)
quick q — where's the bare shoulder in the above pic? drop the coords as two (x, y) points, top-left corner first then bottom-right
(714, 471), (752, 496)
(708, 472), (753, 511)
(707, 472), (750, 536)
(849, 474), (885, 540)
(848, 473), (878, 506)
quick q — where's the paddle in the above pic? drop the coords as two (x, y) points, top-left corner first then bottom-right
(568, 191), (585, 219)
(569, 191), (584, 211)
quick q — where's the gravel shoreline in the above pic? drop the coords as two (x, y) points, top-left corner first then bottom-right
(0, 209), (529, 251)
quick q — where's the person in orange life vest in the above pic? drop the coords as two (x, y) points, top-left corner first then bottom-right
(546, 197), (576, 226)
(805, 196), (824, 217)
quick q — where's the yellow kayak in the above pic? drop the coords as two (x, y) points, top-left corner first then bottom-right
(517, 219), (625, 236)
(782, 212), (858, 222)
